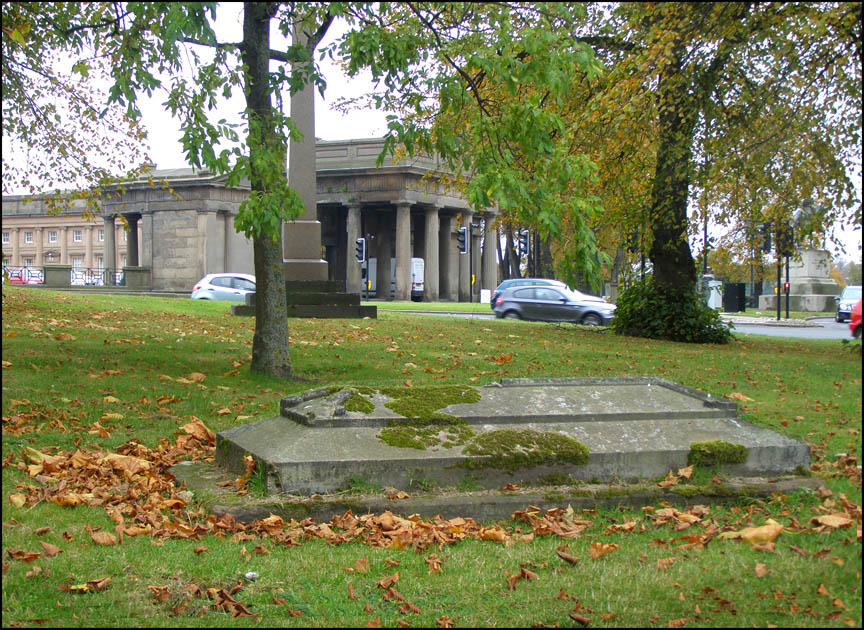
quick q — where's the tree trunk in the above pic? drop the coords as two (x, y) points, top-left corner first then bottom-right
(648, 36), (698, 292)
(252, 233), (293, 378)
(243, 2), (293, 378)
(506, 229), (521, 278)
(537, 234), (555, 278)
(496, 225), (509, 281)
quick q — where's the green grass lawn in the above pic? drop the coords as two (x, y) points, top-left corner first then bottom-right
(2, 287), (860, 628)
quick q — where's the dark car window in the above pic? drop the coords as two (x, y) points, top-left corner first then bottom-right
(512, 288), (535, 299)
(534, 288), (562, 301)
(233, 278), (256, 291)
(211, 277), (232, 288)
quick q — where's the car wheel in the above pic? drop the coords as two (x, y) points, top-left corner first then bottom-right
(581, 313), (602, 326)
(504, 311), (521, 320)
(836, 313), (844, 323)
(855, 326), (862, 339)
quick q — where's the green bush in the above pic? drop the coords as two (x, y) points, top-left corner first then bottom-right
(610, 278), (733, 344)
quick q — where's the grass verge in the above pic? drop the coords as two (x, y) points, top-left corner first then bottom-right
(2, 287), (860, 628)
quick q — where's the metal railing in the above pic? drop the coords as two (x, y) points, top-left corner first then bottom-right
(71, 268), (125, 286)
(2, 266), (44, 284)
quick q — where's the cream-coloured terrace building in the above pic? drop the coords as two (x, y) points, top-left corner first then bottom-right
(2, 138), (499, 298)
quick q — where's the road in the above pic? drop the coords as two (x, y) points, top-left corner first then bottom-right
(392, 310), (853, 340)
(729, 317), (852, 340)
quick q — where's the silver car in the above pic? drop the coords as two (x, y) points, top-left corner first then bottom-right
(191, 273), (256, 301)
(493, 285), (616, 325)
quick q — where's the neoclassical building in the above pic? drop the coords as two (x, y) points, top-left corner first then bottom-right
(2, 138), (499, 299)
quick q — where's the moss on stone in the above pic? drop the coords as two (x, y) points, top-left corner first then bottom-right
(687, 441), (748, 467)
(343, 391), (375, 414)
(460, 429), (590, 472)
(380, 423), (476, 450)
(376, 385), (481, 450)
(378, 385), (481, 420)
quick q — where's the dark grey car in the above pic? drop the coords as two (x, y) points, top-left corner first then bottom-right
(489, 278), (568, 309)
(493, 285), (616, 325)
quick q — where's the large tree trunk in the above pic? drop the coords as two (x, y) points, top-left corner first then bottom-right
(243, 2), (293, 378)
(648, 36), (698, 292)
(252, 233), (293, 378)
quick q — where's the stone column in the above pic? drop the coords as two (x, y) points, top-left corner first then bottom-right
(424, 206), (440, 301)
(439, 214), (453, 301)
(126, 215), (140, 267)
(140, 210), (154, 270)
(103, 215), (116, 285)
(11, 228), (20, 265)
(59, 227), (68, 264)
(459, 211), (473, 301)
(394, 201), (412, 301)
(284, 22), (328, 282)
(84, 226), (93, 269)
(35, 227), (43, 266)
(345, 203), (362, 294)
(376, 213), (392, 300)
(116, 223), (124, 268)
(481, 215), (498, 291)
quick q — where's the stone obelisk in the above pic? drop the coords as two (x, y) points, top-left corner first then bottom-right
(283, 24), (328, 282)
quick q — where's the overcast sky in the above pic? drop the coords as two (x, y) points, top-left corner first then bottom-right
(138, 9), (390, 172)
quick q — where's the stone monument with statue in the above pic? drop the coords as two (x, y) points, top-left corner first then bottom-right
(759, 247), (841, 312)
(758, 200), (841, 312)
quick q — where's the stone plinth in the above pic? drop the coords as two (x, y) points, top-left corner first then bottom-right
(43, 264), (71, 288)
(759, 248), (840, 312)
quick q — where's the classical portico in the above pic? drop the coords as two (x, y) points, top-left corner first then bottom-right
(315, 138), (498, 301)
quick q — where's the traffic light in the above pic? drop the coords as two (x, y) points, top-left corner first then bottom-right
(518, 230), (529, 256)
(354, 237), (366, 263)
(456, 226), (468, 254)
(783, 281), (790, 293)
(759, 223), (772, 252)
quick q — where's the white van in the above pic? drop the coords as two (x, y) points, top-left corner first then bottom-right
(363, 257), (424, 301)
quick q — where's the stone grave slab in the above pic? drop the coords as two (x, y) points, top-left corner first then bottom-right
(215, 378), (810, 495)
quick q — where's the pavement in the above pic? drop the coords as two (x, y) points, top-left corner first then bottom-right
(719, 313), (823, 327)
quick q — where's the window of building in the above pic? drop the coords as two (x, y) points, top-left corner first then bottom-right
(24, 257), (34, 267)
(48, 230), (57, 243)
(123, 231), (127, 242)
(1, 232), (8, 244)
(24, 231), (33, 244)
(98, 229), (104, 242)
(72, 257), (83, 270)
(96, 257), (104, 270)
(45, 253), (54, 262)
(72, 230), (82, 243)
(122, 256), (128, 267)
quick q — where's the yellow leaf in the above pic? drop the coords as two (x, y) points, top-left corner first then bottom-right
(812, 514), (853, 529)
(718, 518), (783, 544)
(588, 542), (619, 559)
(9, 493), (27, 508)
(676, 465), (694, 479)
(102, 395), (120, 403)
(727, 392), (754, 402)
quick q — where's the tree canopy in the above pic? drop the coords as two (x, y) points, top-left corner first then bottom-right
(4, 1), (861, 350)
(1, 1), (151, 217)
